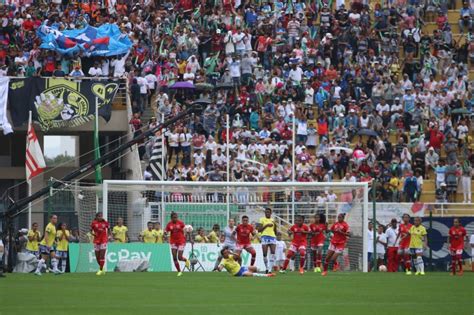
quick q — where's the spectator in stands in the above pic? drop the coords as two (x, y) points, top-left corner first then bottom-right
(195, 228), (209, 243)
(461, 160), (472, 203)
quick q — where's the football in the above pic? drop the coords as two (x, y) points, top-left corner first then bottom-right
(184, 224), (194, 233)
(378, 265), (387, 272)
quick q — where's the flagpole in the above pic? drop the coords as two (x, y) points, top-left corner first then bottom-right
(226, 114), (230, 222)
(94, 97), (102, 215)
(27, 111), (32, 228)
(291, 113), (296, 224)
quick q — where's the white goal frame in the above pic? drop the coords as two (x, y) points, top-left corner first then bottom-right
(102, 180), (370, 272)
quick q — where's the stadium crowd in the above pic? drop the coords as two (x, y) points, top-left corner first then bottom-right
(0, 0), (473, 204)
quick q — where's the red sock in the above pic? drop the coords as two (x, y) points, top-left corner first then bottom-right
(299, 250), (306, 268)
(251, 255), (256, 266)
(323, 259), (329, 272)
(313, 252), (318, 266)
(282, 259), (290, 270)
(457, 255), (463, 271)
(99, 258), (105, 270)
(174, 261), (181, 272)
(317, 253), (323, 267)
(404, 255), (411, 271)
(179, 256), (187, 262)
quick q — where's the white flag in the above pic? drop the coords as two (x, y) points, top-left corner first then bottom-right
(0, 76), (12, 135)
(26, 116), (46, 181)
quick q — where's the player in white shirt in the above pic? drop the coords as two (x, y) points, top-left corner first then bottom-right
(367, 222), (375, 270)
(385, 219), (399, 272)
(375, 225), (387, 268)
(275, 233), (287, 271)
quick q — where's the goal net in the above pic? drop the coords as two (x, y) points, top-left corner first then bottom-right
(100, 180), (369, 272)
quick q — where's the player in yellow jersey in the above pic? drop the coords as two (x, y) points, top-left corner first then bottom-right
(217, 247), (274, 277)
(56, 223), (70, 273)
(258, 207), (278, 273)
(409, 217), (428, 276)
(35, 215), (59, 275)
(112, 217), (129, 243)
(140, 222), (159, 243)
(26, 222), (41, 258)
(208, 224), (220, 244)
(153, 222), (164, 243)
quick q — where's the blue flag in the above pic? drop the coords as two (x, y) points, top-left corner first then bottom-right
(37, 23), (132, 57)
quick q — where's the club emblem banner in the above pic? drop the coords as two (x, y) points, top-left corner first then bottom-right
(9, 77), (118, 131)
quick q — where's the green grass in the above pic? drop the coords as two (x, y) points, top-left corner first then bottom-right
(0, 272), (472, 315)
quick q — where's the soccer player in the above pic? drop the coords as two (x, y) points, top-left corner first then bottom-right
(408, 217), (427, 276)
(35, 215), (59, 275)
(213, 219), (236, 271)
(56, 223), (70, 273)
(165, 212), (190, 276)
(258, 207), (278, 273)
(310, 213), (327, 273)
(448, 218), (467, 275)
(217, 247), (273, 277)
(26, 222), (41, 258)
(153, 222), (164, 243)
(140, 221), (159, 243)
(322, 213), (350, 276)
(396, 213), (413, 274)
(91, 212), (109, 276)
(375, 224), (387, 268)
(112, 217), (128, 243)
(280, 215), (310, 275)
(234, 216), (257, 266)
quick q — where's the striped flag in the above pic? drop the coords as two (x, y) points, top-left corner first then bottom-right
(149, 134), (166, 180)
(26, 115), (46, 181)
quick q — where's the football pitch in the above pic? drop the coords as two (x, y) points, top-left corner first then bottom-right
(0, 272), (472, 315)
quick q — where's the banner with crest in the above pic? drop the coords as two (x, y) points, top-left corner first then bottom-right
(8, 78), (118, 131)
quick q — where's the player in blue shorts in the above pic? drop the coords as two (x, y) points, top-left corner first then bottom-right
(218, 247), (274, 277)
(258, 207), (278, 273)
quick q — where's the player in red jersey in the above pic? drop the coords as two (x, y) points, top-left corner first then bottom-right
(396, 214), (413, 275)
(233, 215), (257, 266)
(310, 213), (328, 273)
(165, 212), (190, 276)
(322, 213), (350, 276)
(280, 215), (310, 275)
(448, 218), (467, 276)
(90, 212), (109, 276)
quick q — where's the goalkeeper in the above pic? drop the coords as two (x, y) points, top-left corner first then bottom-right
(218, 247), (274, 277)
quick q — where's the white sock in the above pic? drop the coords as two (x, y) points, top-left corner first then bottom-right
(36, 259), (45, 273)
(252, 273), (269, 277)
(268, 254), (275, 272)
(263, 256), (268, 270)
(417, 256), (424, 272)
(61, 259), (67, 272)
(51, 258), (59, 271)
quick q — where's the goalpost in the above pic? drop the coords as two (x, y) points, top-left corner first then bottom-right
(101, 180), (370, 272)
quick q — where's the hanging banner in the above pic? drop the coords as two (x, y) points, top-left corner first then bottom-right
(9, 77), (118, 131)
(0, 76), (12, 135)
(37, 23), (132, 57)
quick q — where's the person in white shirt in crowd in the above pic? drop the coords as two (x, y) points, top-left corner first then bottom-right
(111, 51), (130, 78)
(212, 147), (227, 168)
(167, 127), (180, 165)
(88, 61), (103, 77)
(385, 219), (399, 272)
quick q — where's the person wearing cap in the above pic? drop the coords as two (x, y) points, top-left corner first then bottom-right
(436, 182), (448, 203)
